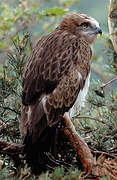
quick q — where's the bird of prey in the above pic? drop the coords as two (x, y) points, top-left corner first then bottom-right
(20, 13), (102, 174)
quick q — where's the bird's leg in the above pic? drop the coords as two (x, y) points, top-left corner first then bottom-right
(63, 112), (100, 178)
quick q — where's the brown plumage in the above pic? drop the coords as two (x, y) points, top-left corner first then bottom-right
(20, 13), (102, 174)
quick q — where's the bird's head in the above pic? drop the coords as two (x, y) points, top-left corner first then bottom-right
(59, 13), (102, 45)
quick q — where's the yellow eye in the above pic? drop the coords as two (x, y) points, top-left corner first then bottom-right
(80, 23), (88, 29)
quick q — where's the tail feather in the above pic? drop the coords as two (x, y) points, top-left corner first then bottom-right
(23, 120), (58, 174)
(21, 100), (68, 174)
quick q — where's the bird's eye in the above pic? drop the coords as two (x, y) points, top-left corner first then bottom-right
(80, 23), (88, 29)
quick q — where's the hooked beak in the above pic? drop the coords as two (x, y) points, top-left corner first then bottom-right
(96, 27), (102, 35)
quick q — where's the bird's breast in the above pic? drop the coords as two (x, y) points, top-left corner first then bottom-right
(69, 72), (90, 118)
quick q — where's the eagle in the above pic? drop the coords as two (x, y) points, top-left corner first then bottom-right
(20, 13), (102, 174)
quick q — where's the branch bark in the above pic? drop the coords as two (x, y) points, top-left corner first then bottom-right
(0, 140), (24, 155)
(100, 76), (117, 88)
(63, 113), (100, 179)
(0, 140), (24, 168)
(108, 0), (117, 53)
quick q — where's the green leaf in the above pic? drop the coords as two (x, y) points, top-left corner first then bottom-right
(42, 7), (67, 17)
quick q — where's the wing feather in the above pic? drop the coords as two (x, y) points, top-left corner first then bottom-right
(22, 30), (79, 105)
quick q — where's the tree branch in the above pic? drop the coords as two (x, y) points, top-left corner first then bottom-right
(63, 113), (100, 178)
(0, 140), (24, 168)
(100, 76), (117, 89)
(0, 140), (24, 155)
(73, 115), (110, 127)
(108, 0), (117, 53)
(0, 105), (21, 115)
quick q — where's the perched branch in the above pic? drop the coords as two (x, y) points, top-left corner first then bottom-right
(63, 113), (100, 178)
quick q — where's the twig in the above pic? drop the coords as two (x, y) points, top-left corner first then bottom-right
(0, 140), (23, 154)
(100, 76), (117, 89)
(0, 105), (21, 115)
(77, 127), (98, 134)
(90, 147), (117, 160)
(72, 115), (110, 127)
(0, 140), (24, 168)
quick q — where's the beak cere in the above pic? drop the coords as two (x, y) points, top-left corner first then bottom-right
(96, 27), (102, 35)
